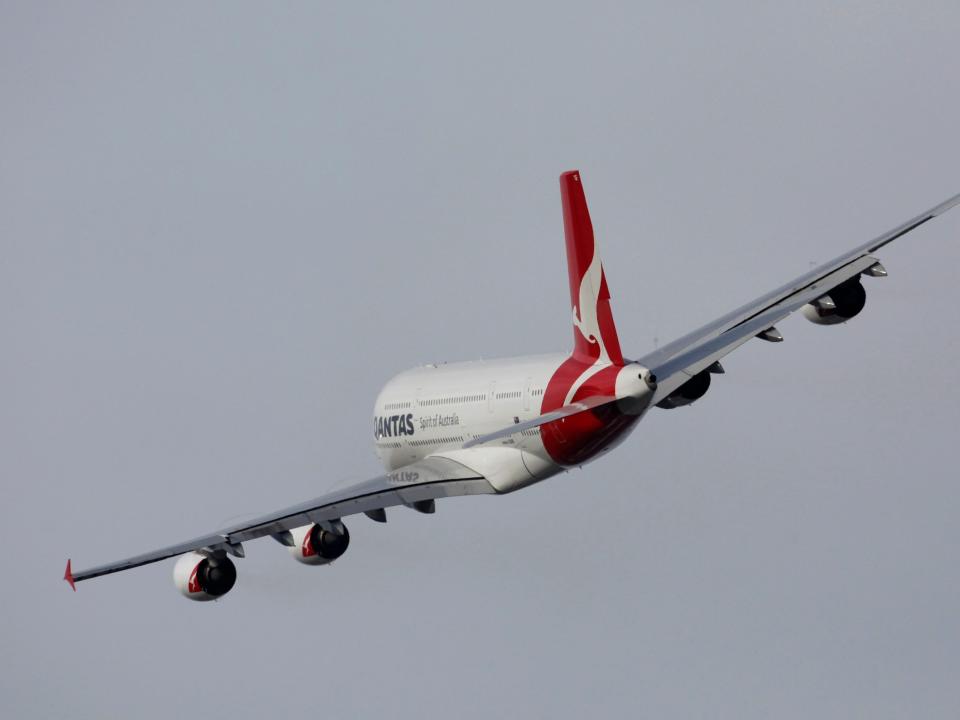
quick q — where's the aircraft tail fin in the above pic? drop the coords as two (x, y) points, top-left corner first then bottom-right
(559, 170), (624, 366)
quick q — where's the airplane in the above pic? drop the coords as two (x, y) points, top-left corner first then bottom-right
(65, 170), (960, 601)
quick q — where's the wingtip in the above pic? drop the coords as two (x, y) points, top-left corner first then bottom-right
(64, 559), (76, 592)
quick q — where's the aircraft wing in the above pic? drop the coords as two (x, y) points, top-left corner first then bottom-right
(638, 191), (960, 404)
(67, 456), (494, 585)
(71, 395), (630, 587)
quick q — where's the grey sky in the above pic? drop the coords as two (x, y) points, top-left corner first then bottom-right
(3, 2), (960, 717)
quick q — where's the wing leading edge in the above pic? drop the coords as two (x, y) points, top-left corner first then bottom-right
(68, 456), (493, 585)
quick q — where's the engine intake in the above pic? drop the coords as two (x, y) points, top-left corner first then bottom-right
(803, 278), (866, 325)
(289, 523), (350, 566)
(656, 369), (711, 409)
(173, 552), (237, 601)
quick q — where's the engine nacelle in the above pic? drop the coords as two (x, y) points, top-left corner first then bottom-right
(803, 278), (867, 325)
(173, 552), (237, 602)
(288, 523), (350, 566)
(656, 369), (711, 409)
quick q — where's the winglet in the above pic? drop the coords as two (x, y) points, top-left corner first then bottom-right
(64, 559), (76, 591)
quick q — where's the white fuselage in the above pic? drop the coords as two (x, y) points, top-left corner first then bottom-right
(372, 353), (653, 494)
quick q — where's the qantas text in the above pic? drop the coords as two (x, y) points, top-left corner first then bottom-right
(374, 413), (415, 439)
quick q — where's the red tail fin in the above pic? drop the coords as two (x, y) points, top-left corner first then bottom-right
(560, 171), (624, 366)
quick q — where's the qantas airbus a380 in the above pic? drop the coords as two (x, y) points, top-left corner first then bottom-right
(65, 171), (960, 601)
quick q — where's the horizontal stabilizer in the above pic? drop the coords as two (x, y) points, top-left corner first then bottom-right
(463, 394), (618, 448)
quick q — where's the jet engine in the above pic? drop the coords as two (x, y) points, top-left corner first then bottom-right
(288, 523), (350, 566)
(173, 551), (237, 601)
(803, 277), (867, 325)
(656, 369), (711, 409)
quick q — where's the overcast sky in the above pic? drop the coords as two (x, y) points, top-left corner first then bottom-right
(3, 2), (960, 718)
